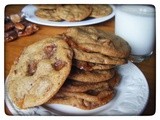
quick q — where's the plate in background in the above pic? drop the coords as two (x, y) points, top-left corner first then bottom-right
(21, 4), (115, 27)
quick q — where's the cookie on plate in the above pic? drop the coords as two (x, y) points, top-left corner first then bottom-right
(73, 59), (115, 71)
(90, 5), (112, 18)
(61, 73), (120, 92)
(65, 26), (131, 58)
(35, 9), (62, 21)
(36, 4), (59, 10)
(69, 67), (115, 83)
(56, 5), (92, 22)
(6, 36), (73, 109)
(73, 48), (127, 65)
(47, 88), (115, 110)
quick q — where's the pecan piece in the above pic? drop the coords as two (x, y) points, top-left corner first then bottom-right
(43, 44), (57, 58)
(14, 22), (25, 30)
(27, 61), (37, 76)
(17, 23), (39, 37)
(53, 60), (66, 71)
(5, 22), (14, 32)
(5, 30), (18, 42)
(10, 14), (22, 23)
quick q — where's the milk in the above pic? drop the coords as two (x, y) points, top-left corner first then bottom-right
(115, 5), (155, 56)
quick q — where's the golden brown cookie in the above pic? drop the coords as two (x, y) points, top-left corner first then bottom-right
(56, 5), (92, 22)
(69, 67), (115, 83)
(73, 59), (115, 71)
(36, 4), (59, 10)
(6, 36), (73, 109)
(35, 9), (62, 21)
(47, 89), (115, 110)
(90, 5), (112, 18)
(65, 26), (131, 58)
(73, 48), (127, 65)
(61, 72), (120, 92)
(61, 79), (109, 92)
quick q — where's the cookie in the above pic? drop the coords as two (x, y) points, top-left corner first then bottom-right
(47, 90), (115, 110)
(54, 86), (113, 102)
(73, 59), (115, 71)
(36, 4), (59, 10)
(90, 5), (112, 18)
(61, 79), (109, 92)
(61, 73), (120, 92)
(69, 67), (115, 83)
(65, 26), (131, 58)
(35, 9), (62, 21)
(56, 5), (92, 22)
(6, 36), (73, 109)
(73, 48), (127, 65)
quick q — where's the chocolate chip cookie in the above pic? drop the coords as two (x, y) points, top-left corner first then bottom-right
(90, 5), (112, 18)
(73, 48), (127, 65)
(6, 36), (73, 109)
(73, 59), (115, 71)
(69, 67), (115, 83)
(56, 5), (92, 22)
(35, 8), (62, 21)
(61, 73), (120, 92)
(36, 4), (59, 10)
(65, 26), (131, 58)
(47, 88), (115, 110)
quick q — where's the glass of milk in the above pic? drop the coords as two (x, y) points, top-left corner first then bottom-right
(115, 5), (155, 63)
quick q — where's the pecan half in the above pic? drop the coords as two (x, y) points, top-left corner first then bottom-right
(14, 23), (25, 30)
(10, 14), (22, 23)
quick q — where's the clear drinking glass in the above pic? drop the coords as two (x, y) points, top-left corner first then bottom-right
(115, 5), (155, 63)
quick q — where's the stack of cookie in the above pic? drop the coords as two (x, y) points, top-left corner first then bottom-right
(47, 27), (131, 110)
(65, 27), (130, 85)
(35, 4), (112, 22)
(6, 26), (131, 110)
(47, 73), (121, 110)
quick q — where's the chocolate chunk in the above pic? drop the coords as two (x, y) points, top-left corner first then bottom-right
(27, 61), (37, 76)
(53, 60), (66, 71)
(44, 44), (57, 58)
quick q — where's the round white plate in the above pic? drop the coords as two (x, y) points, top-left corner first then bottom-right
(5, 62), (149, 116)
(21, 5), (115, 27)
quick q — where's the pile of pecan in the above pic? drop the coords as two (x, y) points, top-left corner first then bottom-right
(5, 14), (39, 42)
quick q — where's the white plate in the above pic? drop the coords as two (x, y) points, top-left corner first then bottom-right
(21, 5), (115, 27)
(5, 62), (149, 116)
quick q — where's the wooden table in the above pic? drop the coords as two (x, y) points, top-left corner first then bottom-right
(5, 5), (156, 115)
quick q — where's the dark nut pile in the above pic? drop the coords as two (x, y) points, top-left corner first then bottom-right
(5, 14), (39, 42)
